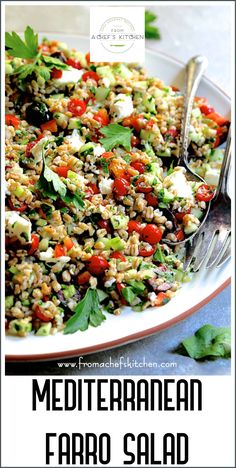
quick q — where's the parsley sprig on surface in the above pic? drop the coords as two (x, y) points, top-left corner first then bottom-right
(178, 325), (231, 360)
(5, 26), (68, 82)
(64, 288), (107, 334)
(145, 11), (161, 40)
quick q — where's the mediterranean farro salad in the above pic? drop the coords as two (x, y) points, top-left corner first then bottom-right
(5, 28), (230, 337)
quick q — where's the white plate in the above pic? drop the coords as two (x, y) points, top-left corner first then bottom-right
(5, 34), (231, 361)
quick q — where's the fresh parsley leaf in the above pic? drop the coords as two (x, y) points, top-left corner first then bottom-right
(167, 161), (174, 175)
(14, 63), (35, 80)
(153, 244), (165, 263)
(43, 163), (67, 197)
(41, 203), (53, 219)
(35, 65), (51, 81)
(5, 26), (38, 59)
(41, 55), (68, 70)
(63, 288), (106, 334)
(122, 287), (137, 305)
(61, 191), (85, 210)
(179, 325), (231, 360)
(99, 123), (132, 151)
(145, 10), (161, 40)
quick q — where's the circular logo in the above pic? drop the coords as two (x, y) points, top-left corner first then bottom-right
(99, 17), (135, 54)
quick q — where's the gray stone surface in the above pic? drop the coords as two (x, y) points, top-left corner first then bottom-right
(5, 4), (231, 376)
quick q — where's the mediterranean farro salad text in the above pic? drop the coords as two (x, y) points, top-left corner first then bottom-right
(5, 28), (230, 336)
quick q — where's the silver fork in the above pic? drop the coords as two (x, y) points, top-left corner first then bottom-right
(184, 127), (231, 272)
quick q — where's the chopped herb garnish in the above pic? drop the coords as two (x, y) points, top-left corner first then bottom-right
(145, 11), (161, 40)
(99, 123), (132, 151)
(64, 288), (106, 334)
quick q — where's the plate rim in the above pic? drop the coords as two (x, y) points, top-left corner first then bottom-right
(5, 39), (231, 362)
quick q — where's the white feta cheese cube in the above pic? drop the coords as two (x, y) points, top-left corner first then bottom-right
(110, 93), (134, 119)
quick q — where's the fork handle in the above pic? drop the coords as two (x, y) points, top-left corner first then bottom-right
(215, 125), (231, 200)
(179, 55), (208, 165)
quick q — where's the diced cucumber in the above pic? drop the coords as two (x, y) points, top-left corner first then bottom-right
(62, 285), (76, 299)
(96, 66), (116, 86)
(10, 319), (32, 335)
(36, 322), (52, 336)
(79, 142), (95, 156)
(53, 112), (68, 127)
(12, 186), (25, 198)
(209, 148), (224, 162)
(36, 219), (47, 227)
(5, 62), (13, 74)
(113, 64), (133, 79)
(68, 118), (82, 129)
(110, 214), (129, 230)
(39, 238), (49, 252)
(184, 223), (199, 235)
(5, 296), (14, 309)
(95, 87), (110, 102)
(97, 237), (125, 251)
(192, 107), (201, 118)
(191, 207), (204, 219)
(143, 95), (156, 114)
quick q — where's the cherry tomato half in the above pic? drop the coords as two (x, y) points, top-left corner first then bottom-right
(77, 271), (91, 285)
(110, 252), (126, 262)
(66, 58), (82, 69)
(175, 209), (190, 221)
(134, 177), (152, 193)
(131, 135), (141, 147)
(54, 244), (66, 258)
(40, 119), (58, 133)
(116, 283), (127, 305)
(50, 68), (63, 79)
(97, 219), (112, 233)
(87, 182), (100, 194)
(5, 114), (20, 129)
(200, 104), (215, 115)
(128, 220), (143, 235)
(82, 71), (100, 83)
(174, 229), (185, 242)
(93, 109), (109, 126)
(141, 224), (163, 244)
(34, 305), (52, 322)
(145, 192), (158, 207)
(113, 178), (130, 197)
(139, 246), (155, 257)
(28, 234), (40, 255)
(8, 198), (27, 212)
(130, 162), (146, 174)
(196, 184), (215, 202)
(87, 255), (109, 276)
(206, 112), (230, 127)
(68, 99), (87, 117)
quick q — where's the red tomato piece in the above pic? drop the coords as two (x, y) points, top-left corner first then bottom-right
(196, 184), (215, 202)
(123, 114), (146, 132)
(130, 162), (146, 174)
(93, 109), (109, 126)
(55, 166), (68, 178)
(8, 198), (27, 212)
(63, 236), (74, 251)
(28, 234), (40, 255)
(156, 292), (169, 306)
(139, 246), (155, 257)
(54, 244), (66, 258)
(85, 52), (91, 64)
(25, 140), (37, 157)
(97, 220), (112, 233)
(87, 255), (109, 276)
(87, 182), (100, 194)
(145, 192), (158, 208)
(68, 99), (87, 117)
(110, 252), (126, 262)
(82, 71), (100, 82)
(174, 229), (185, 242)
(5, 114), (20, 129)
(134, 177), (152, 193)
(175, 209), (190, 221)
(116, 283), (127, 305)
(131, 135), (141, 147)
(171, 86), (179, 92)
(77, 271), (91, 285)
(200, 104), (215, 115)
(128, 220), (143, 235)
(102, 151), (114, 160)
(206, 112), (229, 127)
(34, 305), (52, 322)
(141, 224), (163, 244)
(40, 119), (58, 133)
(213, 135), (221, 148)
(66, 58), (82, 69)
(165, 128), (178, 138)
(113, 178), (130, 197)
(50, 68), (63, 79)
